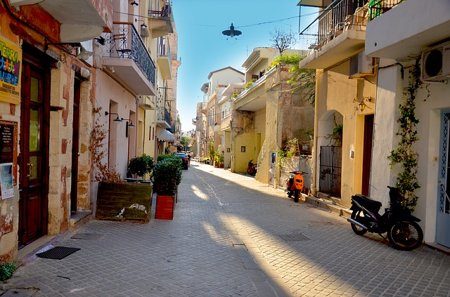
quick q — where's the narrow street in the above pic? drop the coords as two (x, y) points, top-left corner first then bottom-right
(3, 163), (450, 297)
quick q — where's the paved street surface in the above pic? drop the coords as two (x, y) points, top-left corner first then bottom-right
(2, 162), (450, 297)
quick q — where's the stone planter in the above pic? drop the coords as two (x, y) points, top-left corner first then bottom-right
(96, 182), (152, 222)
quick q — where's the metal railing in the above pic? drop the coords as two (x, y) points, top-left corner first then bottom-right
(148, 2), (172, 18)
(300, 0), (368, 50)
(368, 0), (404, 21)
(107, 22), (156, 86)
(158, 36), (171, 58)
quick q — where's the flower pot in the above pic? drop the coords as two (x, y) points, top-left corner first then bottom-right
(155, 195), (175, 220)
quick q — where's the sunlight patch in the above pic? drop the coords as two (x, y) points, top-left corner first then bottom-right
(191, 185), (209, 200)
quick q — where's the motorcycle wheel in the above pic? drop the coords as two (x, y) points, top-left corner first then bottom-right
(293, 190), (299, 203)
(387, 221), (423, 251)
(287, 190), (292, 198)
(350, 210), (368, 236)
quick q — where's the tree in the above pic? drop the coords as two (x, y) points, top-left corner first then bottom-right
(271, 29), (296, 55)
(180, 136), (192, 151)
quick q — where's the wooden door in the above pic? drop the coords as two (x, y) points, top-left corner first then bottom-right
(19, 55), (50, 246)
(362, 114), (374, 196)
(70, 78), (81, 214)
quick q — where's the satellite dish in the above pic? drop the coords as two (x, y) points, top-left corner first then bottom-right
(222, 23), (242, 38)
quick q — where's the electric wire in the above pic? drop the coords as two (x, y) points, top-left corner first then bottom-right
(113, 10), (319, 28)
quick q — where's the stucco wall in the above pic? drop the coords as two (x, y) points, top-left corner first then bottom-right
(371, 61), (450, 243)
(313, 61), (376, 206)
(95, 70), (136, 177)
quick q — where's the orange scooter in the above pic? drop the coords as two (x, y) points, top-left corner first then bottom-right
(286, 171), (305, 203)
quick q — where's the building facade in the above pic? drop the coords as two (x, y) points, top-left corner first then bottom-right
(0, 0), (180, 262)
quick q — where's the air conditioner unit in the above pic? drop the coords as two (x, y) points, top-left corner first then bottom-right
(421, 42), (450, 82)
(349, 52), (374, 78)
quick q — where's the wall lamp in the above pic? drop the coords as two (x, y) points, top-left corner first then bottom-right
(122, 118), (135, 138)
(105, 111), (123, 122)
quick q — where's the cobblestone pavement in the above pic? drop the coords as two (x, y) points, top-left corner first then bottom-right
(2, 162), (450, 297)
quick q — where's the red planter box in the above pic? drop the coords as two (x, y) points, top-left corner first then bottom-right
(155, 195), (175, 220)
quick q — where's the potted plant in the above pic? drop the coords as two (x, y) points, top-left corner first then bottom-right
(153, 156), (182, 220)
(91, 109), (153, 222)
(128, 154), (154, 179)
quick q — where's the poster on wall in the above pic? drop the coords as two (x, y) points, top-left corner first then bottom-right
(0, 34), (22, 105)
(0, 163), (14, 199)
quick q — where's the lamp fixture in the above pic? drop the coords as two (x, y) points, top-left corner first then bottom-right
(95, 36), (106, 46)
(105, 111), (123, 122)
(122, 118), (135, 138)
(77, 45), (93, 61)
(130, 0), (138, 6)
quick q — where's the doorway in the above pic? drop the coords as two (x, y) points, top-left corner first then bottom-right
(19, 49), (50, 246)
(70, 77), (81, 214)
(437, 111), (450, 248)
(361, 114), (374, 196)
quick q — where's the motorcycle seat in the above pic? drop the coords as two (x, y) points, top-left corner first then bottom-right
(352, 195), (382, 212)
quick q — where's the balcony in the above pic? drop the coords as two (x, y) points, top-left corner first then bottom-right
(366, 0), (450, 60)
(10, 0), (113, 42)
(148, 2), (175, 38)
(157, 37), (172, 80)
(138, 96), (155, 110)
(234, 67), (276, 111)
(157, 107), (171, 129)
(299, 0), (368, 69)
(103, 22), (156, 96)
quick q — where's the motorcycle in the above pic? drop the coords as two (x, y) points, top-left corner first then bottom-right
(247, 160), (257, 176)
(286, 171), (305, 203)
(347, 186), (423, 250)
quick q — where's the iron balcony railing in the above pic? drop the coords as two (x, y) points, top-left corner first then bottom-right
(107, 22), (156, 86)
(300, 0), (368, 50)
(368, 0), (404, 21)
(158, 36), (171, 58)
(148, 1), (172, 18)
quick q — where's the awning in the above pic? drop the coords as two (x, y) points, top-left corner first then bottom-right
(158, 129), (175, 142)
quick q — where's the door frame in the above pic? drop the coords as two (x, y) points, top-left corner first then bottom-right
(19, 44), (51, 246)
(362, 114), (374, 196)
(70, 76), (81, 214)
(436, 110), (450, 247)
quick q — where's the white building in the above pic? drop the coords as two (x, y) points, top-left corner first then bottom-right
(366, 0), (450, 249)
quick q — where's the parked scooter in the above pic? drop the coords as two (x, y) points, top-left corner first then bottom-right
(247, 160), (257, 176)
(286, 171), (305, 203)
(347, 186), (423, 250)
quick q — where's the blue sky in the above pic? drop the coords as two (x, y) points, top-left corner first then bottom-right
(172, 0), (317, 132)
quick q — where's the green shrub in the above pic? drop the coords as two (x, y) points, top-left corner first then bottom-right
(0, 262), (16, 282)
(128, 154), (154, 177)
(270, 54), (302, 68)
(157, 154), (175, 162)
(153, 159), (181, 195)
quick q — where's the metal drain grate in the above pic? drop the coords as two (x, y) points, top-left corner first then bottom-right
(71, 233), (103, 240)
(279, 232), (310, 242)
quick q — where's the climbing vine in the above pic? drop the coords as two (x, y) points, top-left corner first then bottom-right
(388, 60), (422, 211)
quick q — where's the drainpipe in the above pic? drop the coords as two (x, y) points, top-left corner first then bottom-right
(311, 69), (320, 196)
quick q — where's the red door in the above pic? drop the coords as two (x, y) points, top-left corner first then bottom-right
(19, 54), (50, 246)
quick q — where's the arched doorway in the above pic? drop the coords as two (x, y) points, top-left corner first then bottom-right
(317, 110), (343, 197)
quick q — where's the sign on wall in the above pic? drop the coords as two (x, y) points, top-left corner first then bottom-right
(0, 34), (21, 105)
(0, 121), (17, 185)
(0, 163), (14, 199)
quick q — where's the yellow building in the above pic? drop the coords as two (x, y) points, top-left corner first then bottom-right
(232, 47), (314, 186)
(298, 0), (376, 206)
(136, 0), (179, 160)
